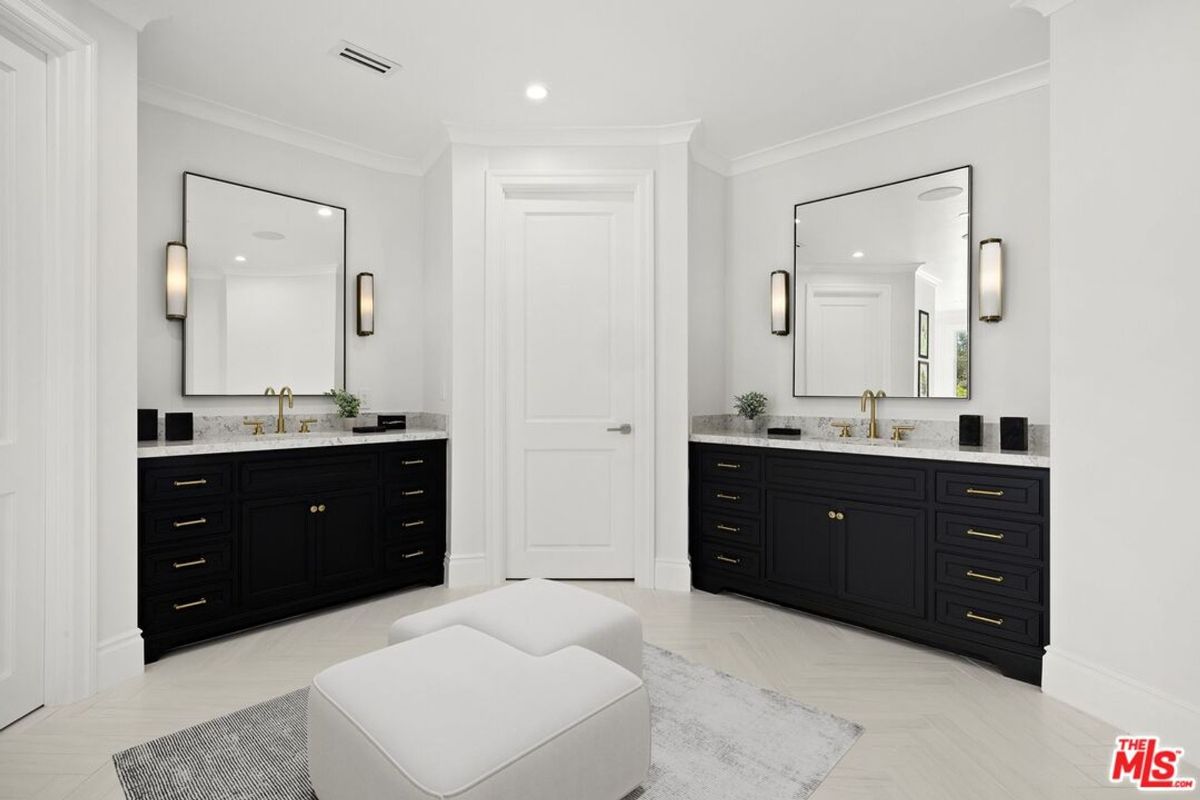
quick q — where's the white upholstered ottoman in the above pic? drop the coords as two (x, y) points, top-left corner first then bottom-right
(387, 578), (644, 676)
(308, 625), (649, 800)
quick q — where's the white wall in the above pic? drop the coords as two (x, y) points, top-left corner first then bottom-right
(723, 88), (1050, 422)
(422, 151), (452, 416)
(1043, 0), (1200, 756)
(688, 159), (727, 415)
(138, 104), (424, 415)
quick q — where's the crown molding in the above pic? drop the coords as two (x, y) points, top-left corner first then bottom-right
(689, 141), (732, 177)
(1010, 0), (1077, 16)
(728, 61), (1049, 176)
(138, 80), (423, 176)
(85, 0), (170, 31)
(443, 119), (700, 149)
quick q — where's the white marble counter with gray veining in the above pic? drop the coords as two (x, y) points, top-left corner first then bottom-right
(137, 428), (447, 459)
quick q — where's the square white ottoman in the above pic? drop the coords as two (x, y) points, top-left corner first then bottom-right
(388, 578), (643, 676)
(308, 625), (650, 800)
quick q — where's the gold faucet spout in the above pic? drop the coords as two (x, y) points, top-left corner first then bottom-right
(860, 389), (886, 439)
(275, 386), (294, 434)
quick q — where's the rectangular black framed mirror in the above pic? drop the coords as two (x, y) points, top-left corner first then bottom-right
(182, 173), (347, 396)
(792, 165), (971, 399)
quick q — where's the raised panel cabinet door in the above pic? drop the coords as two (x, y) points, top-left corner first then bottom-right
(836, 501), (925, 617)
(765, 492), (837, 595)
(241, 497), (315, 607)
(315, 487), (380, 588)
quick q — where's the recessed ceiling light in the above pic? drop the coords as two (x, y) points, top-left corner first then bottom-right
(234, 255), (247, 262)
(851, 251), (865, 259)
(252, 231), (286, 240)
(918, 186), (963, 202)
(317, 207), (334, 217)
(525, 83), (549, 102)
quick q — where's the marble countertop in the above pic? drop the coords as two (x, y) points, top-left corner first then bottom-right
(689, 431), (1049, 469)
(138, 429), (448, 459)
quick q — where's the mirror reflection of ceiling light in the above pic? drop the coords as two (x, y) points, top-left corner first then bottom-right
(317, 207), (334, 217)
(851, 251), (865, 259)
(917, 186), (963, 201)
(525, 83), (549, 102)
(234, 255), (247, 262)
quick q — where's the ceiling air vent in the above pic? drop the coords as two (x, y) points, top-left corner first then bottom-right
(332, 41), (401, 78)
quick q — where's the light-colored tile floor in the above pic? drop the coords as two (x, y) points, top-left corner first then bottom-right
(0, 582), (1175, 799)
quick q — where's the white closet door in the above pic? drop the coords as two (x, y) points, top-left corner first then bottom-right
(804, 284), (892, 396)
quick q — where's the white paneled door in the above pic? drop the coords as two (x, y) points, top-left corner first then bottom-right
(503, 195), (638, 578)
(0, 30), (48, 728)
(803, 284), (892, 396)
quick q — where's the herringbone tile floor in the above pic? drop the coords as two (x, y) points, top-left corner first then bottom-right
(0, 582), (1167, 799)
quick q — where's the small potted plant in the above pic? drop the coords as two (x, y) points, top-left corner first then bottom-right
(732, 391), (768, 434)
(326, 388), (362, 431)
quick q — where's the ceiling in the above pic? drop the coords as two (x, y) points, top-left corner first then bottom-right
(138, 0), (1047, 166)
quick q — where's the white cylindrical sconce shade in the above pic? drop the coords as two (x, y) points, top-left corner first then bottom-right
(356, 272), (375, 336)
(165, 241), (188, 320)
(770, 270), (790, 335)
(978, 238), (1003, 322)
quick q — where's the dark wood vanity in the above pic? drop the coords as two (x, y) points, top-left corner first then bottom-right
(689, 442), (1049, 684)
(138, 439), (446, 661)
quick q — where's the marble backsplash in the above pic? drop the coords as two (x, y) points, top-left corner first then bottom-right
(154, 411), (447, 440)
(691, 414), (1049, 453)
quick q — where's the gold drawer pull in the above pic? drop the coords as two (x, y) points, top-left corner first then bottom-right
(715, 492), (740, 501)
(966, 569), (1005, 583)
(402, 520), (426, 528)
(172, 517), (208, 529)
(965, 610), (1004, 626)
(402, 459), (425, 466)
(402, 489), (425, 497)
(402, 550), (426, 559)
(173, 597), (208, 611)
(965, 528), (1005, 541)
(966, 487), (1005, 497)
(715, 524), (740, 533)
(172, 557), (208, 569)
(715, 462), (741, 470)
(172, 478), (208, 487)
(715, 554), (741, 565)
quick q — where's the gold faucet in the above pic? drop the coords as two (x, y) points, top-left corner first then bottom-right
(860, 389), (887, 439)
(264, 386), (294, 433)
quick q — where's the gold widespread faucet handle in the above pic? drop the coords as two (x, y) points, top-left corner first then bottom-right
(891, 424), (915, 442)
(298, 418), (317, 433)
(243, 419), (265, 436)
(832, 422), (853, 438)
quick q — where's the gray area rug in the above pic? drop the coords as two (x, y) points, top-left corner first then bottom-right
(114, 644), (862, 799)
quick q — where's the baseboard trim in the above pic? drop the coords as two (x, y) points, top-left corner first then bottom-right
(445, 552), (490, 588)
(96, 628), (144, 690)
(653, 558), (692, 592)
(1043, 646), (1200, 756)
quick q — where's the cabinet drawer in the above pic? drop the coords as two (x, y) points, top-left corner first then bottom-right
(384, 481), (441, 510)
(935, 471), (1044, 516)
(700, 482), (761, 516)
(384, 511), (444, 544)
(383, 449), (441, 480)
(142, 541), (232, 590)
(935, 591), (1043, 648)
(935, 552), (1042, 604)
(144, 582), (233, 631)
(765, 455), (925, 502)
(142, 462), (232, 502)
(698, 542), (761, 579)
(141, 503), (233, 547)
(385, 542), (443, 572)
(936, 513), (1042, 560)
(699, 511), (762, 547)
(241, 451), (378, 495)
(699, 450), (762, 483)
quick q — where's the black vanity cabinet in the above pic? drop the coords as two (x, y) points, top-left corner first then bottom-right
(689, 442), (1049, 684)
(139, 439), (446, 661)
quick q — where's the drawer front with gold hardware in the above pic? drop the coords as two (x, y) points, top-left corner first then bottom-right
(143, 541), (233, 589)
(141, 503), (233, 547)
(699, 450), (762, 483)
(934, 552), (1042, 603)
(699, 542), (761, 579)
(142, 462), (232, 502)
(383, 448), (443, 481)
(240, 451), (379, 495)
(384, 511), (445, 545)
(935, 591), (1043, 648)
(700, 482), (761, 515)
(700, 512), (762, 547)
(384, 481), (441, 510)
(145, 582), (232, 630)
(385, 542), (443, 572)
(935, 471), (1043, 515)
(765, 455), (925, 502)
(935, 513), (1042, 560)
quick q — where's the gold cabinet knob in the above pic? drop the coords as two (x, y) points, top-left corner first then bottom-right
(836, 512), (845, 521)
(310, 505), (319, 514)
(318, 504), (326, 513)
(827, 510), (837, 519)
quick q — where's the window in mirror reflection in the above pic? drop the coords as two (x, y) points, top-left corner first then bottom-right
(183, 173), (346, 395)
(792, 166), (971, 399)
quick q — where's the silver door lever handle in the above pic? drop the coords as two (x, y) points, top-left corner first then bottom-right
(606, 424), (633, 434)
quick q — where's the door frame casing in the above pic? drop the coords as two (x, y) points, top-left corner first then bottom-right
(483, 170), (656, 586)
(0, 0), (99, 705)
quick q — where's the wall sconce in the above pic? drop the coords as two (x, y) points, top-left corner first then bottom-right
(770, 270), (790, 335)
(165, 241), (188, 320)
(356, 272), (375, 336)
(979, 238), (1003, 322)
